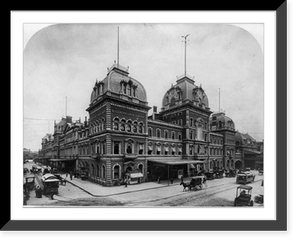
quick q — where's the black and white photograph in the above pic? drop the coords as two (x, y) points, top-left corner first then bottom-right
(23, 23), (264, 208)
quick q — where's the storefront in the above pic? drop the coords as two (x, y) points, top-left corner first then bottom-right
(126, 169), (144, 184)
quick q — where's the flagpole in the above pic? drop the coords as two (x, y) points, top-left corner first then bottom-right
(117, 26), (119, 67)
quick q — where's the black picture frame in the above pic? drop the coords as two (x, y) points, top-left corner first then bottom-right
(4, 2), (287, 231)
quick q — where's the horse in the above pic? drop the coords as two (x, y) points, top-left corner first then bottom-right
(180, 181), (191, 191)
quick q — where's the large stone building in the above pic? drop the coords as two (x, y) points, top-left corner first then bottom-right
(38, 53), (263, 186)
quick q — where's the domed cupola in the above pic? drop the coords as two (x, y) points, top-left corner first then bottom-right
(161, 75), (209, 111)
(89, 63), (148, 106)
(210, 112), (235, 131)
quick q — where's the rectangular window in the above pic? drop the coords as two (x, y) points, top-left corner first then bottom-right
(113, 142), (120, 154)
(138, 143), (144, 155)
(102, 143), (106, 154)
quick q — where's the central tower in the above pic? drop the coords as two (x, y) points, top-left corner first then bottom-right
(157, 35), (212, 169)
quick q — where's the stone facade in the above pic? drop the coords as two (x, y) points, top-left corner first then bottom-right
(39, 63), (263, 186)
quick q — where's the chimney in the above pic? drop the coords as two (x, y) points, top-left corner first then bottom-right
(152, 106), (158, 120)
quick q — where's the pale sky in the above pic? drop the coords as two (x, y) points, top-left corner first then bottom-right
(23, 23), (264, 151)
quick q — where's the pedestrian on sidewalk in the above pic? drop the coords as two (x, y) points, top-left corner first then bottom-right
(70, 172), (73, 180)
(66, 172), (68, 178)
(170, 178), (174, 184)
(180, 175), (184, 183)
(124, 179), (128, 187)
(158, 177), (161, 184)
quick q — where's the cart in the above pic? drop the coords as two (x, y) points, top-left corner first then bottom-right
(189, 176), (206, 191)
(234, 185), (254, 206)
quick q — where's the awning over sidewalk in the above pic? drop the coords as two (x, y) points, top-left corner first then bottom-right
(244, 149), (262, 155)
(148, 158), (206, 166)
(49, 158), (76, 162)
(130, 172), (143, 178)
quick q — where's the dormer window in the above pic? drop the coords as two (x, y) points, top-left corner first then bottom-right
(122, 83), (127, 94)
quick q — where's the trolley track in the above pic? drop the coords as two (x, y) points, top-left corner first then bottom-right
(128, 178), (263, 206)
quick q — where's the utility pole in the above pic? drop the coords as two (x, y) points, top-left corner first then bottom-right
(65, 96), (67, 117)
(182, 34), (190, 76)
(219, 88), (220, 112)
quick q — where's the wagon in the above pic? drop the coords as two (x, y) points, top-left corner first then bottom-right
(234, 185), (254, 206)
(23, 175), (36, 191)
(189, 176), (206, 191)
(204, 171), (215, 180)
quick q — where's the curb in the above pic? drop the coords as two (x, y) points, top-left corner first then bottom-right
(64, 179), (181, 197)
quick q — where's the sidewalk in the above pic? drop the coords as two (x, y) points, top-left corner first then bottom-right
(63, 175), (182, 197)
(60, 171), (264, 198)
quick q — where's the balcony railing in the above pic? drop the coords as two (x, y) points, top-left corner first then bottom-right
(123, 153), (138, 160)
(91, 153), (101, 160)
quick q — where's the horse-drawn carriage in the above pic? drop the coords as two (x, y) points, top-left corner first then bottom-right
(23, 174), (36, 191)
(180, 176), (206, 191)
(214, 169), (224, 179)
(204, 170), (215, 180)
(225, 169), (236, 178)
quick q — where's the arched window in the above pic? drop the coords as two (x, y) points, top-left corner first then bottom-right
(189, 145), (194, 155)
(156, 129), (161, 138)
(126, 142), (133, 154)
(138, 143), (144, 155)
(171, 145), (176, 155)
(102, 165), (106, 179)
(190, 118), (194, 126)
(148, 142), (153, 155)
(123, 83), (127, 94)
(171, 131), (175, 140)
(178, 133), (182, 140)
(148, 127), (153, 137)
(97, 165), (100, 177)
(113, 165), (120, 179)
(165, 144), (169, 155)
(190, 130), (193, 140)
(170, 97), (176, 106)
(96, 142), (100, 154)
(164, 130), (168, 139)
(126, 120), (132, 132)
(138, 164), (143, 174)
(102, 142), (106, 154)
(92, 164), (95, 176)
(113, 118), (119, 130)
(133, 121), (138, 133)
(138, 122), (143, 133)
(120, 119), (126, 131)
(113, 141), (120, 154)
(178, 145), (182, 155)
(156, 144), (161, 155)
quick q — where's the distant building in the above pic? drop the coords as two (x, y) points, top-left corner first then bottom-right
(235, 132), (263, 170)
